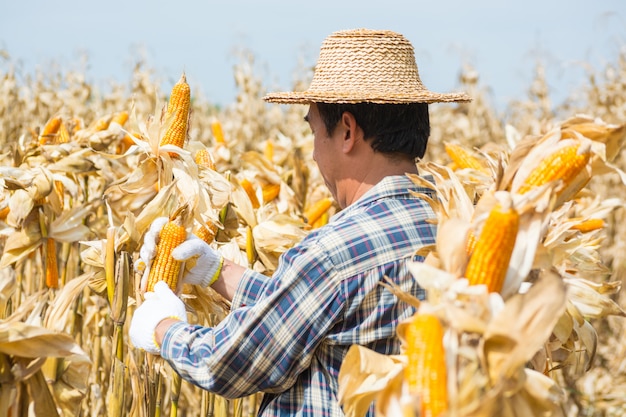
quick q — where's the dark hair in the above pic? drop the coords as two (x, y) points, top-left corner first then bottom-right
(316, 102), (430, 160)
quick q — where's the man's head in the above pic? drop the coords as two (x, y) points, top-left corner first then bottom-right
(265, 28), (471, 207)
(264, 28), (470, 160)
(315, 102), (430, 160)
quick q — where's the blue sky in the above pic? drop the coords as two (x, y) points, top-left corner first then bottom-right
(1, 0), (624, 111)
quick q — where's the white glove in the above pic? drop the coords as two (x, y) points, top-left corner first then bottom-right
(136, 217), (169, 292)
(129, 281), (188, 355)
(172, 234), (224, 288)
(136, 217), (224, 291)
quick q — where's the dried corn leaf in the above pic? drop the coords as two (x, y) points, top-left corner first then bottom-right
(435, 217), (471, 278)
(0, 220), (41, 268)
(24, 369), (60, 417)
(482, 271), (566, 383)
(499, 369), (565, 417)
(407, 259), (457, 298)
(561, 115), (625, 161)
(231, 179), (258, 228)
(7, 188), (34, 227)
(49, 202), (96, 242)
(0, 321), (88, 358)
(564, 277), (626, 318)
(337, 344), (405, 417)
(44, 273), (92, 331)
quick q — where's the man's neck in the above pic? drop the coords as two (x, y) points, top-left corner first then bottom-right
(338, 153), (417, 208)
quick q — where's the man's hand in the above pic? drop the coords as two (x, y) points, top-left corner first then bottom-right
(136, 217), (225, 291)
(172, 234), (224, 288)
(129, 281), (188, 355)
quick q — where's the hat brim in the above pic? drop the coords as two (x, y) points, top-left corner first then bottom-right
(263, 90), (472, 104)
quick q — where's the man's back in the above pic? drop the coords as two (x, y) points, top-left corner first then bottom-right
(251, 175), (437, 416)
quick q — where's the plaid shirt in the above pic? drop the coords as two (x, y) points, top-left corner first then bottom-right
(161, 175), (437, 416)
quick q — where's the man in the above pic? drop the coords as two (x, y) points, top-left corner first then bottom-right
(130, 28), (471, 416)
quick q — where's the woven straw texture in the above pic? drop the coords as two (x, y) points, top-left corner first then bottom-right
(264, 28), (471, 104)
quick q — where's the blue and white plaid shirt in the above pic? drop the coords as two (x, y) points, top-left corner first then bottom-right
(161, 175), (437, 416)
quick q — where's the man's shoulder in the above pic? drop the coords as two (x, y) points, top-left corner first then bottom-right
(301, 196), (436, 272)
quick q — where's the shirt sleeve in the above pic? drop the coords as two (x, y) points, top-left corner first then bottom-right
(230, 268), (271, 308)
(160, 237), (346, 399)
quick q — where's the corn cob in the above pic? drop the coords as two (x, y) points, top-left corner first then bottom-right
(93, 114), (112, 131)
(444, 142), (487, 172)
(240, 178), (260, 209)
(45, 238), (59, 289)
(39, 116), (62, 145)
(146, 209), (188, 292)
(160, 73), (191, 150)
(0, 206), (9, 220)
(516, 142), (590, 195)
(569, 218), (604, 233)
(464, 201), (519, 293)
(194, 148), (216, 170)
(311, 211), (330, 229)
(117, 135), (133, 154)
(211, 120), (226, 145)
(262, 183), (281, 204)
(116, 131), (144, 154)
(304, 198), (333, 225)
(246, 225), (256, 267)
(54, 180), (65, 210)
(404, 313), (448, 417)
(57, 121), (70, 144)
(105, 226), (116, 306)
(264, 139), (274, 162)
(111, 110), (129, 127)
(194, 221), (219, 244)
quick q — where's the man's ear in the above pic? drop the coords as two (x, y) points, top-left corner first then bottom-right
(341, 111), (360, 153)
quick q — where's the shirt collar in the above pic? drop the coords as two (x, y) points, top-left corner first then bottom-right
(331, 174), (433, 222)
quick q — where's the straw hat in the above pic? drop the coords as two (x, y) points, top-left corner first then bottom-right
(263, 28), (472, 104)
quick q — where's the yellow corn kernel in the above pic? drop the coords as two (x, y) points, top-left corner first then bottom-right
(444, 142), (487, 172)
(262, 183), (281, 204)
(517, 143), (590, 195)
(240, 178), (260, 209)
(194, 148), (216, 170)
(464, 201), (519, 293)
(39, 116), (62, 145)
(304, 198), (333, 225)
(465, 229), (477, 256)
(404, 313), (448, 417)
(569, 218), (604, 233)
(160, 73), (191, 150)
(146, 211), (188, 292)
(211, 120), (226, 145)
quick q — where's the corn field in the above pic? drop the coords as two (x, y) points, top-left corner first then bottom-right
(1, 45), (626, 417)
